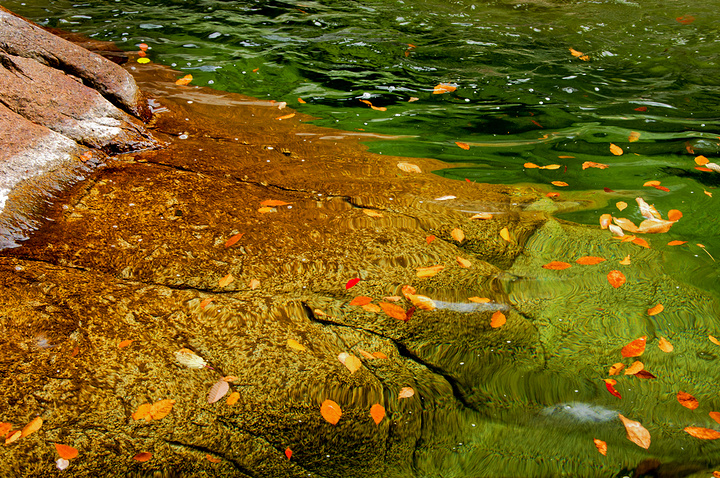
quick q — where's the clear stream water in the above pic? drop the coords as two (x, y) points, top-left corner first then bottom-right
(5, 0), (720, 475)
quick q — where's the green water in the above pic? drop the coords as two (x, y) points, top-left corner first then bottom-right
(6, 0), (720, 475)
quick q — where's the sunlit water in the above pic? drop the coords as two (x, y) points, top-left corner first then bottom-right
(5, 0), (720, 475)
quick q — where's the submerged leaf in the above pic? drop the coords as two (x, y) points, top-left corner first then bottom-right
(616, 201), (628, 211)
(54, 444), (78, 460)
(219, 273), (234, 288)
(618, 414), (651, 449)
(619, 255), (631, 265)
(416, 265), (444, 278)
(175, 348), (207, 369)
(149, 399), (175, 420)
(133, 452), (152, 462)
(380, 302), (407, 321)
(658, 337), (674, 353)
(628, 131), (641, 142)
(583, 161), (609, 170)
(224, 232), (244, 248)
(451, 228), (465, 242)
(321, 400), (342, 425)
(345, 278), (361, 289)
(455, 142), (470, 150)
(226, 392), (240, 405)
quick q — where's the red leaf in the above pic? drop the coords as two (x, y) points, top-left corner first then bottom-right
(604, 380), (622, 399)
(405, 306), (416, 322)
(634, 106), (648, 112)
(345, 278), (361, 289)
(285, 447), (292, 460)
(653, 185), (670, 192)
(676, 15), (695, 24)
(603, 187), (615, 192)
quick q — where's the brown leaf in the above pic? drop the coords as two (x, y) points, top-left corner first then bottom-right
(618, 414), (651, 449)
(607, 270), (626, 288)
(634, 370), (656, 379)
(583, 161), (609, 170)
(380, 302), (407, 321)
(349, 296), (373, 306)
(576, 256), (606, 265)
(370, 404), (386, 425)
(224, 232), (245, 248)
(456, 256), (472, 268)
(321, 399), (342, 425)
(133, 452), (153, 462)
(658, 337), (673, 353)
(542, 261), (571, 270)
(621, 336), (646, 357)
(624, 361), (644, 375)
(647, 303), (664, 316)
(451, 228), (465, 242)
(219, 273), (234, 287)
(609, 144), (623, 156)
(20, 417), (42, 439)
(416, 265), (444, 278)
(208, 379), (230, 404)
(677, 391), (699, 410)
(54, 443), (78, 460)
(684, 427), (720, 440)
(490, 311), (506, 328)
(593, 438), (607, 456)
(398, 387), (415, 399)
(397, 162), (422, 173)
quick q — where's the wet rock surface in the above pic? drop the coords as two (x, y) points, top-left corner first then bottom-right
(0, 25), (718, 478)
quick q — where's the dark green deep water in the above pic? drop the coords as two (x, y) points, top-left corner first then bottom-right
(5, 0), (720, 475)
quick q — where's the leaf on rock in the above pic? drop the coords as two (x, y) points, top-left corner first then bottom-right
(380, 302), (408, 321)
(604, 379), (622, 399)
(609, 144), (624, 156)
(451, 228), (465, 242)
(456, 256), (472, 268)
(321, 400), (342, 425)
(677, 391), (699, 410)
(398, 387), (415, 399)
(20, 417), (42, 439)
(208, 379), (230, 404)
(219, 273), (234, 287)
(543, 261), (571, 270)
(175, 74), (193, 86)
(607, 270), (626, 288)
(370, 404), (386, 425)
(455, 142), (470, 150)
(500, 227), (512, 242)
(490, 311), (506, 328)
(397, 162), (422, 173)
(349, 296), (373, 306)
(593, 438), (607, 456)
(576, 256), (606, 265)
(609, 363), (625, 375)
(647, 304), (664, 316)
(416, 265), (444, 278)
(658, 337), (673, 353)
(628, 131), (641, 142)
(624, 361), (644, 375)
(54, 443), (78, 460)
(583, 161), (609, 170)
(621, 336), (646, 357)
(433, 83), (456, 94)
(551, 181), (569, 187)
(618, 414), (651, 449)
(132, 452), (152, 462)
(684, 427), (720, 439)
(345, 278), (361, 289)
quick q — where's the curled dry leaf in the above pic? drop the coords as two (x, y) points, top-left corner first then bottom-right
(398, 387), (415, 399)
(647, 304), (664, 316)
(624, 361), (644, 375)
(658, 337), (673, 353)
(583, 161), (609, 170)
(618, 414), (651, 449)
(542, 261), (571, 270)
(370, 404), (386, 425)
(208, 379), (230, 404)
(451, 228), (465, 242)
(684, 427), (720, 440)
(433, 83), (456, 94)
(54, 443), (78, 460)
(219, 273), (234, 288)
(455, 142), (470, 150)
(397, 162), (422, 174)
(21, 417), (43, 439)
(677, 391), (699, 410)
(607, 270), (626, 288)
(380, 302), (408, 321)
(416, 265), (444, 278)
(609, 144), (623, 156)
(490, 311), (506, 328)
(175, 348), (207, 369)
(609, 363), (625, 375)
(500, 227), (512, 242)
(321, 400), (342, 425)
(593, 438), (607, 456)
(576, 256), (605, 265)
(224, 232), (244, 248)
(456, 256), (472, 268)
(133, 452), (153, 462)
(226, 392), (240, 406)
(621, 336), (646, 357)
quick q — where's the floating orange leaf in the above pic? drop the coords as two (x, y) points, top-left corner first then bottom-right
(628, 131), (640, 142)
(455, 142), (470, 150)
(551, 181), (569, 187)
(20, 417), (42, 439)
(684, 427), (720, 439)
(118, 339), (133, 348)
(667, 209), (682, 221)
(569, 48), (584, 57)
(618, 414), (651, 449)
(609, 363), (625, 375)
(54, 443), (78, 460)
(624, 361), (644, 375)
(285, 447), (292, 460)
(398, 387), (415, 399)
(609, 144), (623, 156)
(593, 438), (607, 456)
(175, 74), (193, 86)
(321, 399), (342, 425)
(607, 270), (626, 288)
(349, 296), (372, 306)
(199, 297), (213, 309)
(500, 227), (511, 242)
(619, 255), (631, 265)
(224, 232), (245, 248)
(546, 192), (560, 198)
(206, 454), (222, 463)
(656, 337), (673, 353)
(416, 265), (444, 278)
(132, 452), (152, 462)
(582, 161), (609, 170)
(297, 97), (306, 104)
(647, 303), (664, 316)
(370, 404), (386, 425)
(542, 261), (571, 270)
(451, 228), (465, 242)
(632, 237), (650, 248)
(711, 335), (720, 346)
(599, 213), (612, 229)
(456, 257), (472, 268)
(219, 273), (234, 287)
(0, 423), (11, 438)
(677, 391), (699, 410)
(380, 302), (407, 321)
(604, 379), (621, 399)
(667, 240), (687, 246)
(149, 399), (175, 420)
(226, 392), (240, 405)
(397, 162), (422, 173)
(276, 113), (296, 120)
(621, 336), (646, 357)
(616, 201), (628, 211)
(426, 235), (436, 244)
(710, 412), (720, 424)
(5, 430), (21, 445)
(695, 155), (709, 165)
(468, 297), (491, 303)
(643, 180), (661, 187)
(490, 311), (506, 328)
(524, 162), (539, 169)
(576, 256), (605, 265)
(373, 351), (388, 359)
(433, 83), (456, 94)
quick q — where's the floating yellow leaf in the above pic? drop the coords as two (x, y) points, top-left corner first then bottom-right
(628, 131), (640, 142)
(226, 392), (240, 406)
(613, 217), (639, 233)
(398, 387), (415, 399)
(137, 57), (150, 64)
(219, 273), (234, 287)
(416, 265), (444, 278)
(433, 83), (456, 94)
(609, 144), (623, 156)
(551, 181), (569, 187)
(643, 180), (661, 187)
(569, 48), (584, 57)
(451, 228), (465, 242)
(593, 438), (607, 456)
(456, 256), (472, 268)
(618, 414), (651, 449)
(5, 430), (21, 445)
(397, 162), (422, 173)
(500, 227), (512, 242)
(583, 161), (609, 170)
(370, 404), (386, 425)
(524, 162), (539, 169)
(287, 339), (306, 351)
(455, 142), (470, 150)
(705, 190), (712, 197)
(321, 399), (342, 425)
(695, 155), (710, 165)
(647, 303), (664, 316)
(339, 353), (362, 374)
(658, 337), (673, 353)
(541, 164), (562, 170)
(175, 74), (193, 86)
(363, 209), (384, 218)
(490, 311), (506, 328)
(616, 201), (627, 211)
